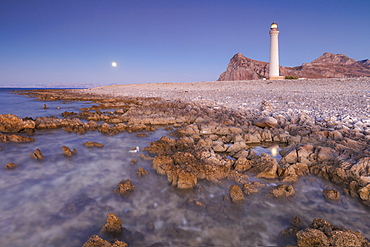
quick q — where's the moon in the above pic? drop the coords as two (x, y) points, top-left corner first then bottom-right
(111, 62), (117, 67)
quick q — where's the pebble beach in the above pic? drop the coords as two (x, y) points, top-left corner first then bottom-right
(82, 77), (370, 120)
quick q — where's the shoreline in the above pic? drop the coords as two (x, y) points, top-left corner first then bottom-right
(3, 78), (370, 246)
(79, 77), (370, 120)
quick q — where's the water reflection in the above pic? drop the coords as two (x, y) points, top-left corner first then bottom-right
(252, 143), (283, 161)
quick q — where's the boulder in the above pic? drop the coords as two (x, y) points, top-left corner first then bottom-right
(175, 170), (197, 189)
(234, 157), (253, 172)
(226, 141), (247, 155)
(358, 184), (370, 201)
(296, 228), (330, 247)
(152, 155), (174, 175)
(350, 157), (370, 178)
(323, 189), (341, 201)
(253, 117), (278, 128)
(30, 149), (44, 160)
(316, 146), (337, 162)
(0, 114), (35, 132)
(83, 141), (104, 148)
(62, 146), (77, 157)
(242, 181), (266, 195)
(101, 213), (123, 237)
(271, 184), (295, 197)
(82, 235), (128, 247)
(229, 184), (245, 203)
(251, 153), (278, 179)
(114, 179), (135, 195)
(136, 167), (150, 177)
(0, 133), (34, 143)
(329, 230), (362, 247)
(5, 163), (18, 169)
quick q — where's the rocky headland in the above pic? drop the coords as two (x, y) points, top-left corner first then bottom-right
(218, 52), (370, 80)
(2, 77), (370, 246)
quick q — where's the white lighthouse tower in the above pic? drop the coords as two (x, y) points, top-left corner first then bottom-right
(269, 22), (284, 80)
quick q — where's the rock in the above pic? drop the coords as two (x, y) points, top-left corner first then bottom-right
(226, 141), (247, 155)
(82, 235), (128, 247)
(242, 181), (265, 195)
(279, 216), (307, 245)
(229, 184), (245, 203)
(350, 157), (370, 178)
(329, 230), (362, 247)
(279, 163), (309, 183)
(234, 157), (253, 172)
(0, 133), (35, 143)
(146, 221), (156, 232)
(296, 228), (330, 247)
(253, 117), (278, 128)
(358, 184), (370, 201)
(323, 189), (341, 201)
(164, 226), (190, 239)
(62, 146), (77, 157)
(101, 213), (123, 237)
(30, 149), (44, 160)
(176, 170), (197, 189)
(251, 153), (278, 179)
(83, 141), (104, 148)
(152, 155), (174, 175)
(114, 179), (135, 195)
(282, 217), (370, 247)
(280, 148), (298, 164)
(5, 163), (18, 169)
(136, 167), (150, 177)
(316, 146), (337, 162)
(0, 114), (35, 132)
(271, 184), (295, 197)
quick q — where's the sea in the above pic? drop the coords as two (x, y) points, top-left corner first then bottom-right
(0, 88), (369, 246)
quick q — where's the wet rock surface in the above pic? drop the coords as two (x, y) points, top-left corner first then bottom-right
(30, 149), (44, 160)
(279, 217), (370, 247)
(82, 235), (128, 247)
(114, 179), (136, 196)
(101, 213), (123, 237)
(4, 162), (18, 169)
(62, 145), (77, 157)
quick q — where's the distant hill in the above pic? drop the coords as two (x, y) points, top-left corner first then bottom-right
(217, 52), (370, 80)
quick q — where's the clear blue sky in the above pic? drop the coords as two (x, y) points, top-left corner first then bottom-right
(1, 0), (369, 86)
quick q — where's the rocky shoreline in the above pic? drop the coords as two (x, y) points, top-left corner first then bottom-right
(2, 77), (370, 246)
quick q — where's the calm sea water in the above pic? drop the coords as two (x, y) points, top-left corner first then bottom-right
(0, 89), (369, 246)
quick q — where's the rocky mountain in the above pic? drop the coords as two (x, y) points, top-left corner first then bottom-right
(217, 52), (370, 80)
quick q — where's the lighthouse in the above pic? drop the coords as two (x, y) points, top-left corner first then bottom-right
(269, 22), (284, 80)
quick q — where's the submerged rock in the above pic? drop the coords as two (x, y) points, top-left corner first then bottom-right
(242, 181), (266, 195)
(82, 235), (128, 247)
(323, 189), (341, 201)
(136, 167), (150, 177)
(4, 163), (18, 169)
(83, 141), (104, 148)
(229, 184), (245, 203)
(101, 213), (123, 237)
(114, 179), (135, 195)
(270, 184), (295, 198)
